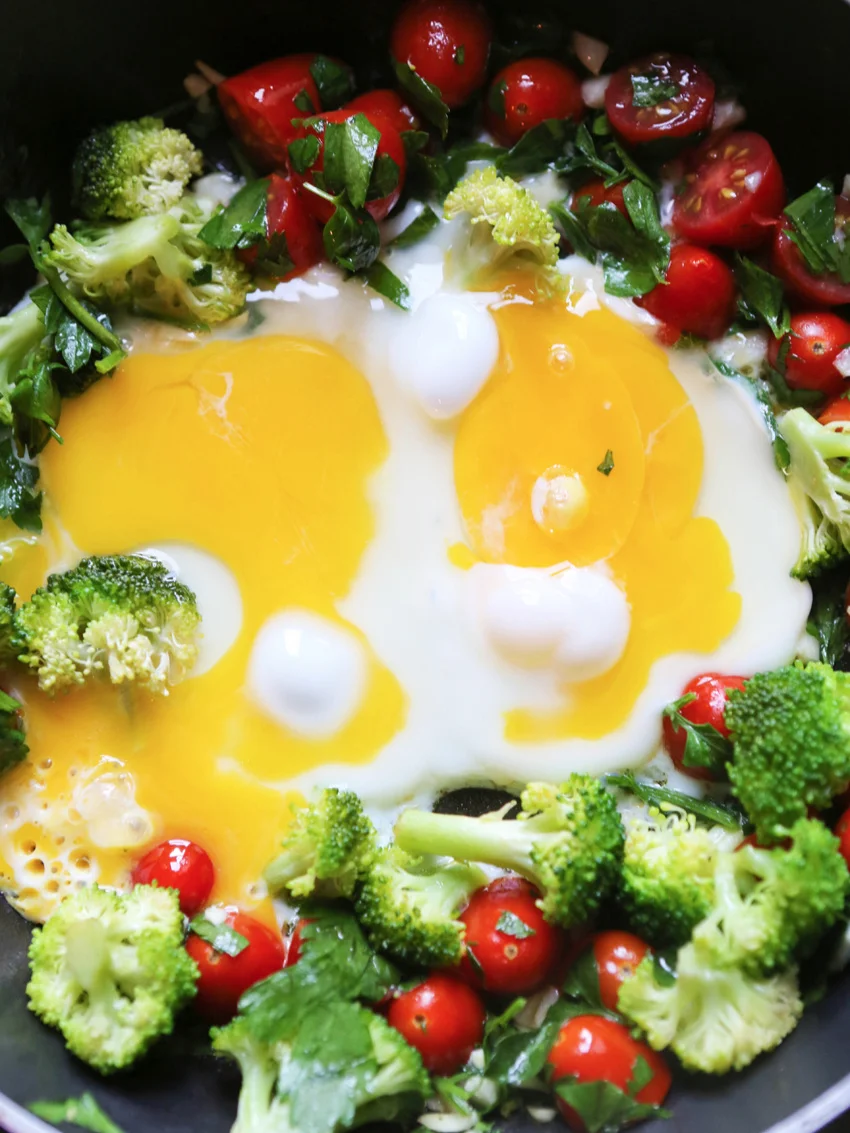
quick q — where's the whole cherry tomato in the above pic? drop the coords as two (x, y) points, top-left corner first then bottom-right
(772, 196), (850, 307)
(605, 53), (715, 149)
(390, 0), (492, 108)
(571, 179), (628, 217)
(186, 910), (286, 1022)
(345, 89), (420, 133)
(837, 807), (850, 870)
(662, 672), (747, 780)
(637, 243), (737, 341)
(768, 311), (850, 398)
(484, 58), (583, 147)
(589, 931), (651, 1012)
(672, 132), (785, 249)
(387, 974), (485, 1074)
(131, 838), (214, 916)
(459, 876), (565, 995)
(237, 174), (324, 280)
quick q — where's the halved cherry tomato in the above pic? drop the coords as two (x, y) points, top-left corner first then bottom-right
(547, 1015), (672, 1132)
(387, 974), (485, 1074)
(237, 174), (324, 280)
(484, 58), (583, 147)
(773, 196), (850, 307)
(131, 839), (214, 916)
(767, 312), (850, 397)
(837, 808), (850, 870)
(390, 0), (492, 109)
(590, 931), (650, 1012)
(345, 89), (420, 133)
(662, 672), (747, 780)
(819, 393), (850, 428)
(605, 53), (714, 149)
(672, 131), (785, 249)
(636, 243), (737, 341)
(570, 179), (628, 217)
(186, 910), (286, 1022)
(459, 876), (565, 995)
(218, 55), (323, 170)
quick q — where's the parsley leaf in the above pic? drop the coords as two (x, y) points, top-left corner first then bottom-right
(495, 910), (536, 938)
(735, 255), (790, 338)
(29, 1094), (125, 1133)
(389, 206), (440, 248)
(784, 181), (850, 282)
(322, 200), (381, 273)
(0, 688), (28, 775)
(309, 56), (354, 110)
(289, 135), (321, 173)
(807, 567), (850, 668)
(607, 771), (750, 832)
(368, 154), (401, 202)
(588, 181), (670, 298)
(488, 79), (508, 119)
(363, 262), (411, 310)
(188, 915), (249, 956)
(550, 199), (598, 263)
(597, 450), (614, 475)
(496, 118), (572, 178)
(554, 1071), (670, 1133)
(710, 357), (790, 471)
(393, 59), (450, 138)
(0, 428), (42, 532)
(661, 693), (732, 775)
(197, 178), (268, 250)
(294, 88), (316, 115)
(630, 71), (679, 108)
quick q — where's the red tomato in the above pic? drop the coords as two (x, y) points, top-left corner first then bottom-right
(290, 109), (407, 224)
(605, 53), (715, 148)
(837, 808), (850, 870)
(636, 243), (737, 341)
(131, 839), (214, 916)
(571, 179), (628, 217)
(237, 174), (324, 280)
(387, 974), (485, 1074)
(547, 1015), (672, 1132)
(345, 89), (420, 133)
(390, 0), (492, 109)
(767, 312), (850, 397)
(484, 58), (583, 147)
(459, 876), (565, 995)
(672, 132), (785, 249)
(662, 672), (747, 780)
(186, 910), (286, 1022)
(590, 931), (650, 1012)
(819, 394), (850, 428)
(773, 197), (850, 307)
(218, 55), (323, 170)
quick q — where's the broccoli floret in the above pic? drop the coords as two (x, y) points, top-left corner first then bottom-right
(618, 943), (802, 1074)
(27, 883), (198, 1073)
(355, 846), (485, 968)
(0, 301), (50, 427)
(619, 809), (736, 949)
(47, 196), (251, 327)
(443, 166), (561, 289)
(211, 1016), (286, 1133)
(72, 118), (203, 221)
(15, 554), (201, 695)
(394, 775), (624, 927)
(726, 662), (850, 840)
(264, 788), (377, 901)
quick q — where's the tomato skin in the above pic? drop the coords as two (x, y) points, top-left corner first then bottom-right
(768, 312), (850, 398)
(131, 839), (214, 916)
(773, 197), (850, 307)
(605, 53), (714, 148)
(237, 174), (324, 280)
(547, 1015), (672, 1131)
(571, 179), (628, 217)
(484, 58), (583, 147)
(672, 131), (785, 249)
(186, 910), (286, 1022)
(837, 808), (850, 870)
(218, 55), (322, 170)
(390, 0), (492, 109)
(636, 243), (736, 341)
(590, 931), (650, 1012)
(819, 394), (850, 428)
(387, 974), (486, 1074)
(459, 876), (565, 995)
(345, 89), (420, 133)
(662, 672), (747, 780)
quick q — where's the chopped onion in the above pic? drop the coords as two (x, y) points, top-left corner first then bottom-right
(712, 98), (746, 133)
(842, 174), (850, 199)
(572, 31), (609, 76)
(195, 59), (227, 86)
(419, 1115), (480, 1133)
(835, 346), (850, 378)
(581, 75), (611, 109)
(528, 1105), (558, 1124)
(515, 984), (560, 1029)
(184, 73), (212, 99)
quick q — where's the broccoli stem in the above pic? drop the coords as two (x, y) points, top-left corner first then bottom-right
(395, 808), (532, 876)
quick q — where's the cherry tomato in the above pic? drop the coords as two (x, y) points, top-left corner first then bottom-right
(459, 876), (565, 995)
(773, 197), (850, 307)
(237, 174), (324, 280)
(767, 312), (850, 398)
(390, 0), (492, 109)
(837, 808), (850, 871)
(819, 393), (850, 428)
(387, 974), (485, 1074)
(218, 55), (323, 170)
(636, 243), (737, 341)
(187, 910), (285, 1022)
(672, 131), (785, 249)
(131, 839), (214, 916)
(662, 672), (748, 780)
(589, 931), (650, 1012)
(484, 58), (583, 147)
(605, 53), (714, 149)
(547, 1015), (672, 1132)
(345, 89), (420, 133)
(571, 179), (628, 217)
(290, 109), (407, 224)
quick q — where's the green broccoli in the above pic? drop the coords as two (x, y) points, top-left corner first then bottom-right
(264, 788), (377, 901)
(27, 883), (198, 1073)
(725, 661), (850, 840)
(47, 196), (251, 327)
(0, 301), (50, 429)
(15, 554), (201, 695)
(617, 943), (803, 1074)
(394, 775), (624, 927)
(72, 117), (203, 221)
(355, 846), (486, 968)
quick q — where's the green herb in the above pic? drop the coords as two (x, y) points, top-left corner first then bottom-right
(408, 141), (505, 200)
(496, 118), (572, 178)
(607, 771), (751, 832)
(189, 263), (213, 286)
(552, 116), (655, 190)
(455, 45), (466, 65)
(363, 262), (411, 310)
(495, 910), (536, 938)
(324, 113), (382, 210)
(0, 423), (41, 531)
(29, 1094), (126, 1133)
(188, 915), (249, 956)
(555, 1057), (671, 1133)
(389, 206), (440, 248)
(309, 56), (354, 109)
(0, 688), (28, 774)
(321, 199), (381, 273)
(586, 181), (670, 298)
(289, 134), (321, 173)
(597, 450), (614, 475)
(710, 357), (790, 471)
(662, 693), (732, 776)
(198, 178), (268, 250)
(784, 181), (850, 282)
(630, 71), (679, 108)
(294, 88), (316, 115)
(368, 154), (401, 201)
(807, 567), (850, 667)
(550, 199), (598, 263)
(393, 60), (450, 138)
(735, 255), (790, 338)
(252, 231), (295, 278)
(488, 79), (509, 118)
(561, 945), (603, 1007)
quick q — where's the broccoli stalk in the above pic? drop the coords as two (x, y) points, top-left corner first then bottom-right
(394, 776), (624, 927)
(27, 884), (198, 1073)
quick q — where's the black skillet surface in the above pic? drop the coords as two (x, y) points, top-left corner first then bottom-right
(2, 0), (850, 1129)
